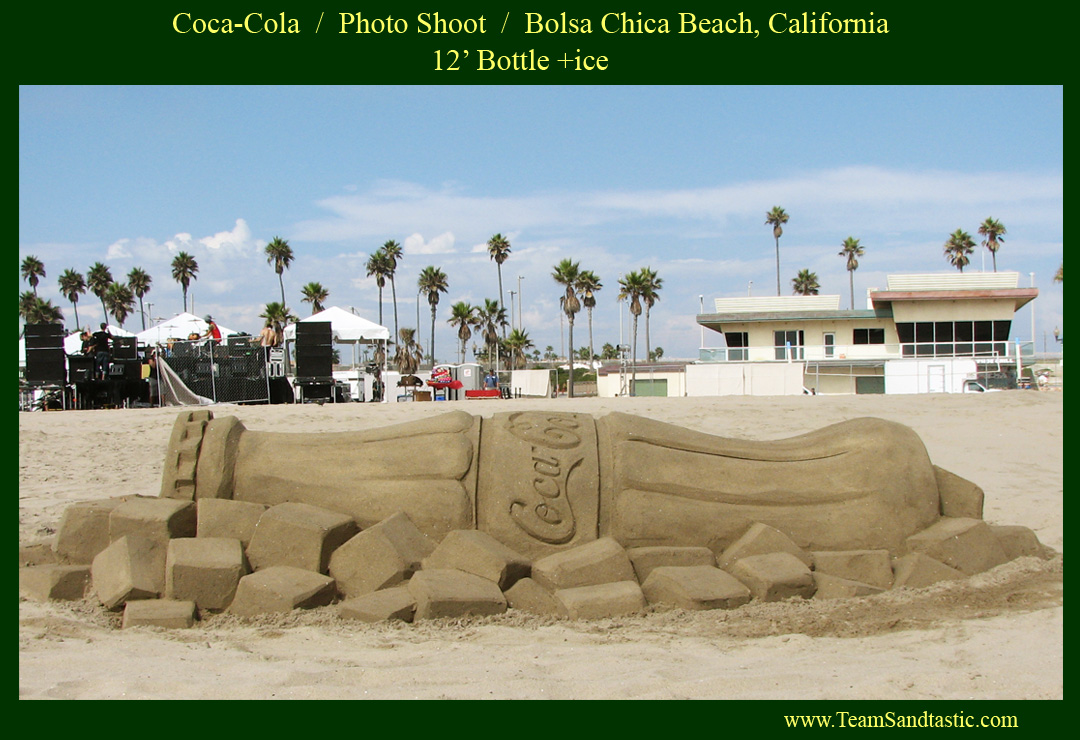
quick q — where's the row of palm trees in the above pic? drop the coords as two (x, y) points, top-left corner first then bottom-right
(768, 207), (868, 306)
(365, 235), (514, 370)
(20, 256), (154, 330)
(944, 218), (1007, 273)
(767, 210), (1016, 306)
(18, 236), (334, 336)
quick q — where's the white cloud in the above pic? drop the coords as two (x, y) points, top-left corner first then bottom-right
(404, 231), (456, 254)
(105, 239), (131, 259)
(199, 219), (257, 254)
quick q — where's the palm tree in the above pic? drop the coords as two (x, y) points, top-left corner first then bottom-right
(87, 262), (114, 323)
(105, 282), (136, 326)
(365, 249), (392, 327)
(618, 270), (647, 394)
(448, 301), (478, 363)
(393, 327), (423, 376)
(577, 270), (602, 365)
(640, 267), (663, 361)
(601, 342), (618, 360)
(259, 301), (296, 339)
(1054, 263), (1063, 283)
(417, 266), (449, 365)
(381, 240), (404, 341)
(504, 328), (535, 370)
(171, 252), (199, 313)
(300, 282), (329, 314)
(765, 206), (789, 296)
(552, 259), (582, 398)
(21, 255), (46, 295)
(477, 298), (507, 368)
(792, 269), (821, 295)
(20, 294), (64, 325)
(944, 230), (975, 272)
(57, 268), (87, 331)
(977, 218), (1007, 272)
(838, 237), (865, 309)
(487, 234), (512, 336)
(19, 291), (38, 323)
(127, 267), (152, 330)
(264, 236), (294, 308)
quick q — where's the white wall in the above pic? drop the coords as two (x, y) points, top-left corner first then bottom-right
(883, 359), (978, 394)
(686, 363), (806, 396)
(596, 369), (687, 397)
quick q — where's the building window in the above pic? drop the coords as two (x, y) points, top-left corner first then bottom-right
(724, 332), (748, 361)
(823, 332), (835, 358)
(897, 320), (1011, 358)
(853, 328), (885, 345)
(774, 330), (804, 360)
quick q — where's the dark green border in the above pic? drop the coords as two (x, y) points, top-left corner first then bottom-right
(15, 0), (1063, 718)
(13, 2), (1066, 83)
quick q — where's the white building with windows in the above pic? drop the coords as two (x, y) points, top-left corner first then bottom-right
(693, 272), (1037, 395)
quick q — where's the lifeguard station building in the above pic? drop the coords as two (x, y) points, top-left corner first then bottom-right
(691, 272), (1037, 395)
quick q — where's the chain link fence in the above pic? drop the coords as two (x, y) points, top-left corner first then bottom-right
(155, 337), (271, 406)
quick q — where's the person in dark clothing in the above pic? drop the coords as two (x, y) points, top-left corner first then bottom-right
(91, 323), (111, 380)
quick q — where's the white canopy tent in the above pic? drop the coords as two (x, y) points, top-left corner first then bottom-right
(136, 313), (239, 346)
(283, 306), (390, 369)
(283, 306), (390, 343)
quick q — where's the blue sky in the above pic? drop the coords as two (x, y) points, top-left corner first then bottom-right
(19, 85), (1063, 359)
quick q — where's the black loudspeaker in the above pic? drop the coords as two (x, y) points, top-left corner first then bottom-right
(112, 336), (137, 360)
(109, 359), (142, 380)
(295, 322), (332, 342)
(24, 323), (65, 349)
(295, 322), (333, 378)
(68, 355), (95, 383)
(227, 335), (255, 356)
(26, 347), (66, 384)
(268, 377), (294, 404)
(295, 346), (333, 378)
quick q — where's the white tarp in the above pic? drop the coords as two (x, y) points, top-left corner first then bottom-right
(283, 306), (390, 342)
(136, 313), (238, 346)
(510, 369), (552, 397)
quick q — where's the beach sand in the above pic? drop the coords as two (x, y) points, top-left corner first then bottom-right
(18, 391), (1062, 700)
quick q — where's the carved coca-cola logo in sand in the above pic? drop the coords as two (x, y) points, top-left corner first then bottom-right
(503, 413), (583, 543)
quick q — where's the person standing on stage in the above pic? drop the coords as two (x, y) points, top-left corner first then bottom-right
(203, 315), (222, 345)
(258, 320), (279, 361)
(91, 323), (111, 380)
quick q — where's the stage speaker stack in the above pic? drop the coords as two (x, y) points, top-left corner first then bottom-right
(24, 323), (66, 385)
(68, 355), (95, 383)
(227, 335), (256, 356)
(112, 336), (137, 360)
(295, 322), (333, 380)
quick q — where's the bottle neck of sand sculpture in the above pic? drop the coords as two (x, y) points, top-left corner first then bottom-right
(161, 409), (943, 558)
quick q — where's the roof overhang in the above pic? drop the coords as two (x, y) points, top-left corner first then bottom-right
(870, 288), (1038, 311)
(697, 308), (889, 333)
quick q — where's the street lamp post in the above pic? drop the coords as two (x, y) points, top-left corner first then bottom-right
(699, 295), (704, 349)
(517, 275), (524, 331)
(509, 290), (516, 333)
(1030, 272), (1036, 351)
